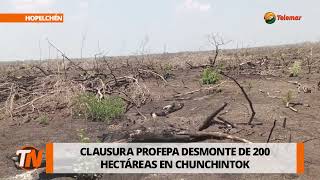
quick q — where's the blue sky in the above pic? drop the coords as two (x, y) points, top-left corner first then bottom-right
(0, 0), (319, 60)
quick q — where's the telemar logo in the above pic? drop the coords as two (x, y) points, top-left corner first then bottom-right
(264, 12), (302, 24)
(16, 146), (44, 170)
(264, 12), (276, 24)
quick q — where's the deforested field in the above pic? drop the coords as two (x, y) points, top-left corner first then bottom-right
(0, 42), (320, 179)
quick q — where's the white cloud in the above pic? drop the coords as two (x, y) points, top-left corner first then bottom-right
(178, 0), (211, 12)
(11, 0), (55, 10)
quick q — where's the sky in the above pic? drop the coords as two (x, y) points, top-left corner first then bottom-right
(0, 0), (319, 60)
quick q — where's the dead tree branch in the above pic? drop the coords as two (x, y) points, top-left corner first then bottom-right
(128, 129), (251, 143)
(178, 132), (252, 143)
(220, 72), (256, 125)
(267, 120), (277, 143)
(46, 38), (88, 75)
(207, 33), (231, 66)
(198, 102), (228, 131)
(306, 47), (313, 74)
(217, 116), (237, 128)
(31, 65), (49, 76)
(303, 137), (320, 143)
(173, 82), (224, 99)
(13, 90), (60, 112)
(138, 69), (168, 84)
(103, 58), (118, 86)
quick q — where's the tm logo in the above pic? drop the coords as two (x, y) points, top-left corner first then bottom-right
(16, 146), (44, 170)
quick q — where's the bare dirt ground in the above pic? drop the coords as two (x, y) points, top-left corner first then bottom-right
(0, 42), (320, 179)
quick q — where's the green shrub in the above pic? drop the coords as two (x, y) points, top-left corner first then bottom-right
(163, 63), (173, 79)
(282, 90), (293, 106)
(37, 114), (49, 125)
(77, 129), (90, 143)
(164, 63), (173, 73)
(289, 61), (301, 77)
(201, 67), (220, 85)
(73, 93), (125, 122)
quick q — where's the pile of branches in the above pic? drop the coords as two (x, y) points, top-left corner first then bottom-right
(99, 101), (252, 144)
(0, 44), (170, 121)
(73, 57), (169, 110)
(0, 72), (70, 122)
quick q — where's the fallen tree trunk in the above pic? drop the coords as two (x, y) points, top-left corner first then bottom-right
(127, 128), (251, 143)
(198, 102), (228, 131)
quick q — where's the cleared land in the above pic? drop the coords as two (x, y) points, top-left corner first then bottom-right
(0, 42), (320, 179)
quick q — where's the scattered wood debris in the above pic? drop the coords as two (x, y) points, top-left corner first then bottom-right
(151, 103), (184, 118)
(127, 127), (251, 143)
